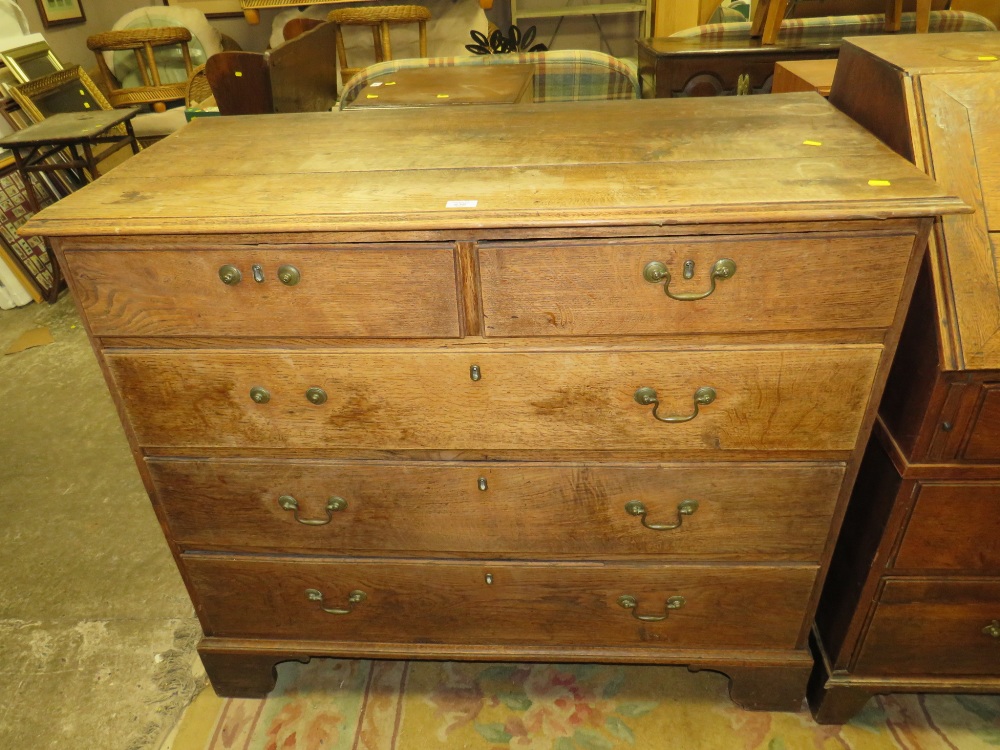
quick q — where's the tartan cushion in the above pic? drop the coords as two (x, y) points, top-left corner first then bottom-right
(670, 10), (996, 42)
(339, 50), (639, 109)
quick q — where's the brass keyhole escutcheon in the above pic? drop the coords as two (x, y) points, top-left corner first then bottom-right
(249, 386), (271, 404)
(252, 263), (264, 283)
(485, 573), (494, 585)
(470, 364), (481, 381)
(278, 265), (301, 286)
(218, 265), (242, 285)
(305, 387), (327, 405)
(478, 477), (488, 491)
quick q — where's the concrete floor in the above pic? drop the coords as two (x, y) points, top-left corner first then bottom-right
(0, 294), (204, 750)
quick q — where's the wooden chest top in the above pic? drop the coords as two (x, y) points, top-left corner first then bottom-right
(23, 94), (963, 238)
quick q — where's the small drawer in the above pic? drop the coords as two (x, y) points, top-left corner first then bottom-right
(894, 482), (1000, 572)
(478, 234), (915, 337)
(855, 579), (1000, 676)
(150, 458), (843, 561)
(108, 346), (881, 452)
(184, 555), (817, 649)
(962, 384), (1000, 461)
(64, 244), (461, 338)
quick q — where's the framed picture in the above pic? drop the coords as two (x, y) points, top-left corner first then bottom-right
(163, 0), (243, 19)
(34, 0), (86, 29)
(0, 38), (64, 84)
(0, 164), (58, 302)
(9, 66), (112, 124)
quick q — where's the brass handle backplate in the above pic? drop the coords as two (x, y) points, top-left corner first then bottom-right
(625, 499), (699, 530)
(984, 620), (1000, 638)
(643, 258), (736, 301)
(249, 386), (271, 404)
(218, 264), (242, 285)
(617, 594), (686, 622)
(278, 265), (301, 285)
(305, 387), (327, 405)
(279, 495), (347, 526)
(634, 386), (716, 423)
(306, 588), (366, 615)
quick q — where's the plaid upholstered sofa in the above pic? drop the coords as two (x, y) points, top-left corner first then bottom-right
(337, 49), (639, 109)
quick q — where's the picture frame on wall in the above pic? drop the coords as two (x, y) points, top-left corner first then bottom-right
(162, 0), (244, 19)
(34, 0), (86, 29)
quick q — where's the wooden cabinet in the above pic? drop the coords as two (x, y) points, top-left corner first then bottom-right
(637, 34), (842, 98)
(24, 95), (961, 709)
(811, 32), (1000, 723)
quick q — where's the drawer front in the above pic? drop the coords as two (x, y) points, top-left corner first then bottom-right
(107, 347), (881, 451)
(855, 579), (1000, 676)
(479, 235), (915, 337)
(963, 384), (1000, 461)
(185, 556), (817, 649)
(64, 245), (462, 338)
(894, 482), (1000, 572)
(150, 459), (843, 560)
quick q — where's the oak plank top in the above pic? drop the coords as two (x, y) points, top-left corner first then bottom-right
(844, 31), (1000, 75)
(22, 93), (965, 237)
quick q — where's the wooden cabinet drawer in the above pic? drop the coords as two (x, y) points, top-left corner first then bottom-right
(962, 384), (1000, 461)
(894, 482), (1000, 571)
(108, 347), (880, 452)
(479, 234), (915, 337)
(184, 555), (817, 649)
(855, 579), (1000, 676)
(64, 245), (461, 338)
(150, 459), (843, 560)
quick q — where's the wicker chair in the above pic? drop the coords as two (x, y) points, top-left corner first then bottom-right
(327, 5), (431, 85)
(87, 27), (194, 112)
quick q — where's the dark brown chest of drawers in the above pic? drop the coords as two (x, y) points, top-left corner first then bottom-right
(810, 32), (1000, 723)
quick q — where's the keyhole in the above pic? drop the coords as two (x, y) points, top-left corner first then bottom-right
(485, 573), (493, 585)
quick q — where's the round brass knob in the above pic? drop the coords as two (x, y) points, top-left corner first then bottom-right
(305, 387), (327, 405)
(278, 265), (301, 286)
(218, 265), (242, 285)
(249, 386), (270, 404)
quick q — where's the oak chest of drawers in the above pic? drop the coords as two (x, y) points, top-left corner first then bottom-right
(810, 33), (1000, 722)
(25, 94), (962, 710)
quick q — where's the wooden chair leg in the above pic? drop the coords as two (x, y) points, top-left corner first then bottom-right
(750, 0), (771, 37)
(915, 0), (931, 32)
(885, 0), (903, 31)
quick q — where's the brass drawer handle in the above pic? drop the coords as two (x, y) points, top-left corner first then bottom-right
(643, 258), (736, 301)
(625, 499), (698, 530)
(278, 265), (300, 285)
(984, 620), (1000, 638)
(306, 588), (366, 615)
(617, 594), (685, 622)
(305, 387), (327, 405)
(634, 386), (716, 423)
(278, 495), (347, 526)
(249, 386), (271, 404)
(218, 264), (242, 285)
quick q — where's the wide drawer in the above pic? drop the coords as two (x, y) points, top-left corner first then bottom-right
(149, 459), (844, 560)
(894, 482), (1000, 572)
(63, 245), (462, 338)
(855, 579), (1000, 676)
(478, 234), (916, 337)
(107, 347), (881, 451)
(184, 555), (817, 648)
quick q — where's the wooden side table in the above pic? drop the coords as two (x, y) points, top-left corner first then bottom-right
(0, 108), (142, 302)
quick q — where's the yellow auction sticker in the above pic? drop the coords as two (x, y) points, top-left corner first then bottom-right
(868, 179), (892, 187)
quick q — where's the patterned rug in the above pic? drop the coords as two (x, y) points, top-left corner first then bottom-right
(164, 659), (1000, 750)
